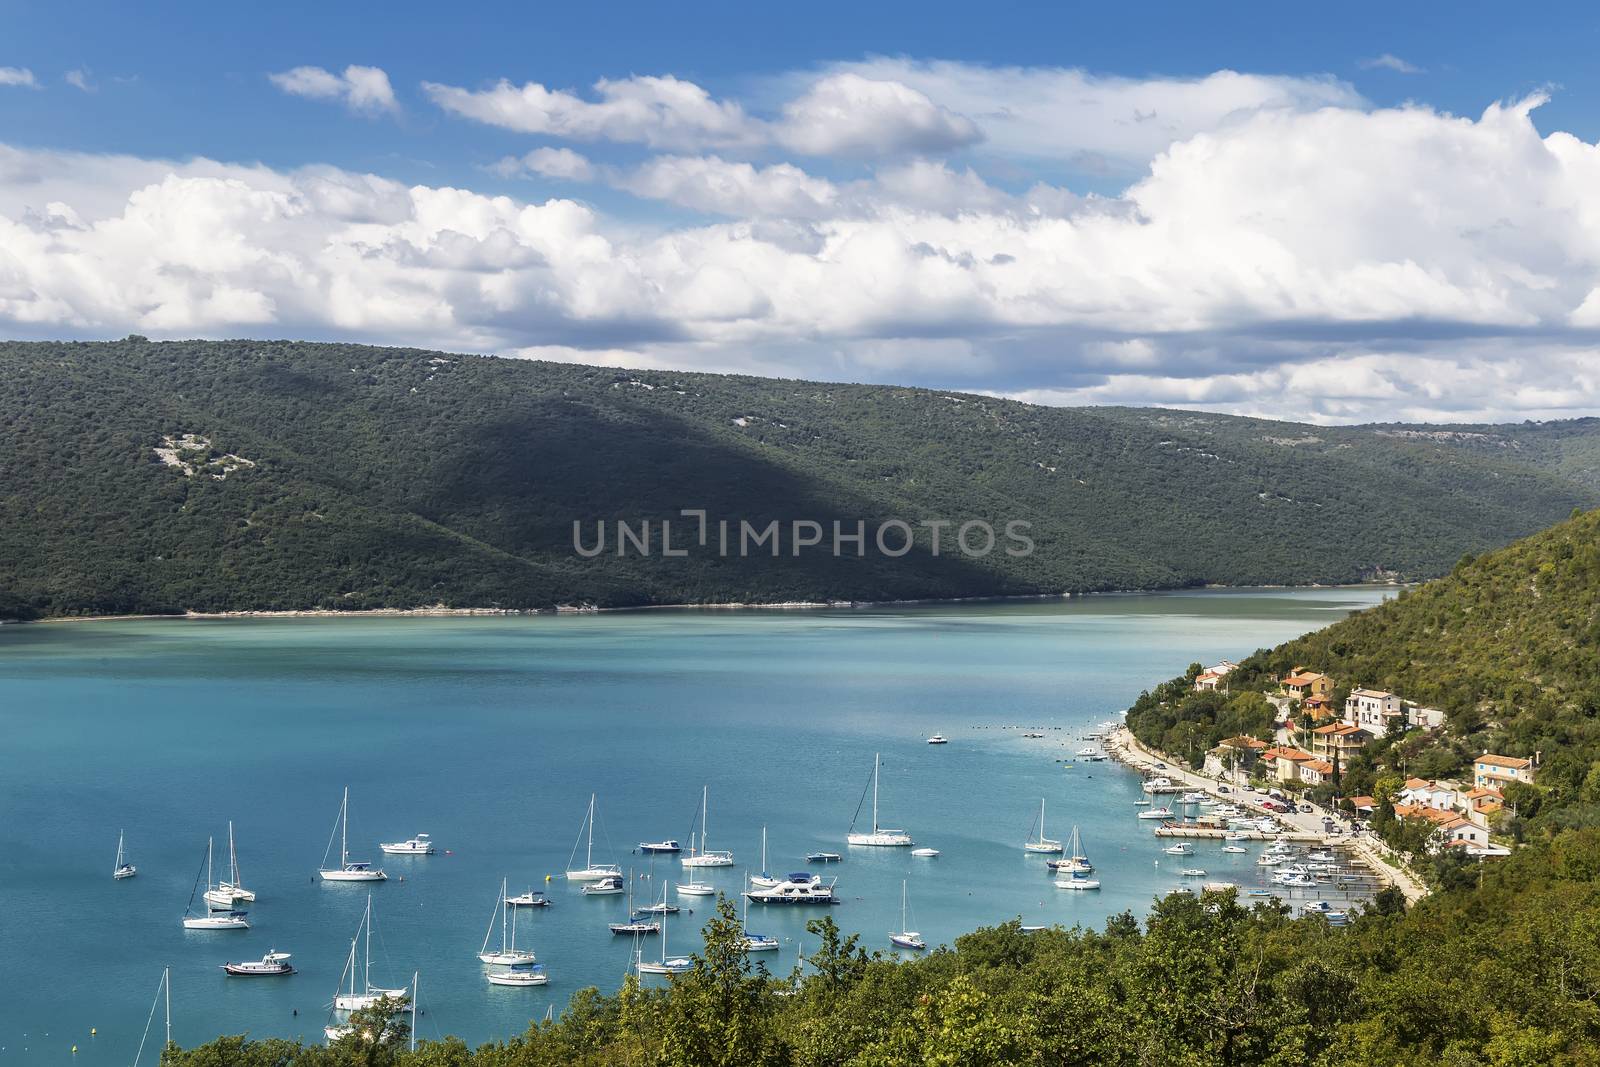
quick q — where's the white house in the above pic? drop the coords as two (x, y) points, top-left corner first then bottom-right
(1405, 703), (1447, 730)
(1344, 688), (1403, 733)
(1398, 778), (1459, 812)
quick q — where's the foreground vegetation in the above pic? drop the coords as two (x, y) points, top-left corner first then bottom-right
(5, 339), (1599, 618)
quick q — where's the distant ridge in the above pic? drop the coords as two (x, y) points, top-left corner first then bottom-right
(1, 338), (1597, 619)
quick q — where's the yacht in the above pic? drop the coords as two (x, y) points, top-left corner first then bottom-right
(581, 875), (625, 896)
(1142, 776), (1175, 794)
(1023, 798), (1063, 854)
(318, 788), (387, 882)
(181, 839), (250, 930)
(639, 901), (681, 914)
(1137, 807), (1174, 821)
(806, 851), (842, 863)
(1075, 746), (1099, 757)
(487, 964), (549, 987)
(926, 734), (948, 745)
(1275, 873), (1317, 888)
(750, 827), (784, 889)
(113, 830), (137, 880)
(1180, 868), (1208, 877)
(206, 822), (255, 906)
(740, 890), (779, 951)
(745, 873), (839, 905)
(636, 892), (693, 976)
(846, 753), (914, 846)
(1181, 792), (1207, 804)
(680, 786), (735, 868)
(609, 872), (660, 935)
(638, 838), (681, 854)
(889, 881), (926, 950)
(380, 833), (436, 855)
(479, 879), (538, 966)
(505, 888), (551, 907)
(565, 794), (623, 881)
(675, 881), (715, 896)
(1162, 842), (1194, 856)
(330, 897), (411, 1012)
(223, 951), (294, 977)
(1055, 873), (1102, 890)
(1222, 845), (1248, 854)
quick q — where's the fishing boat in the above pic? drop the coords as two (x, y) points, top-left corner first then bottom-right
(223, 951), (294, 977)
(487, 964), (549, 986)
(206, 821), (255, 907)
(505, 888), (552, 907)
(888, 880), (926, 950)
(1180, 868), (1208, 877)
(745, 872), (838, 905)
(636, 889), (693, 975)
(680, 787), (735, 868)
(1163, 842), (1194, 855)
(380, 833), (436, 855)
(926, 734), (948, 744)
(181, 839), (249, 930)
(1055, 873), (1101, 890)
(479, 879), (538, 965)
(1137, 807), (1174, 820)
(113, 829), (137, 880)
(807, 851), (842, 863)
(1023, 798), (1063, 854)
(911, 847), (940, 858)
(846, 753), (913, 846)
(318, 788), (387, 882)
(582, 874), (625, 896)
(331, 896), (411, 1012)
(638, 838), (681, 854)
(740, 886), (779, 951)
(565, 794), (623, 881)
(750, 827), (784, 889)
(675, 881), (715, 896)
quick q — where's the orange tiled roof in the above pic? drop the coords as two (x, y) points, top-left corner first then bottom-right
(1302, 759), (1334, 774)
(1477, 754), (1533, 770)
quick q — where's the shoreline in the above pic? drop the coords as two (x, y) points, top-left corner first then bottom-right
(11, 581), (1400, 626)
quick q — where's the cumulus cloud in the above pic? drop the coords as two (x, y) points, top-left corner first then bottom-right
(0, 67), (38, 88)
(1361, 54), (1424, 74)
(5, 92), (1600, 422)
(65, 69), (95, 92)
(774, 73), (981, 156)
(269, 64), (399, 115)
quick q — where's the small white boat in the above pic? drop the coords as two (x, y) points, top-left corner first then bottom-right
(505, 889), (551, 907)
(1060, 826), (1094, 872)
(910, 847), (941, 858)
(889, 881), (926, 950)
(681, 786), (735, 867)
(1055, 874), (1101, 890)
(565, 794), (623, 881)
(182, 838), (249, 930)
(1142, 776), (1175, 794)
(113, 830), (137, 880)
(750, 827), (785, 889)
(380, 833), (436, 855)
(1133, 799), (1152, 807)
(1222, 845), (1248, 854)
(1181, 792), (1207, 804)
(1163, 842), (1194, 856)
(639, 901), (680, 914)
(745, 873), (838, 906)
(846, 753), (914, 846)
(638, 838), (681, 854)
(926, 734), (948, 745)
(205, 822), (255, 907)
(319, 788), (387, 882)
(223, 951), (294, 977)
(1024, 798), (1063, 854)
(1180, 868), (1208, 877)
(1075, 747), (1098, 757)
(739, 889), (779, 951)
(1275, 874), (1317, 888)
(487, 965), (548, 987)
(479, 879), (538, 966)
(581, 875), (625, 896)
(1137, 807), (1174, 820)
(675, 881), (715, 896)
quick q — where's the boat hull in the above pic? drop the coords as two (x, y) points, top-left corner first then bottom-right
(114, 866), (137, 880)
(1056, 879), (1102, 890)
(183, 915), (250, 930)
(846, 832), (913, 847)
(889, 935), (927, 950)
(333, 990), (410, 1011)
(478, 950), (538, 965)
(565, 867), (622, 881)
(680, 853), (734, 867)
(675, 884), (715, 896)
(223, 963), (294, 976)
(487, 970), (549, 986)
(320, 868), (387, 882)
(636, 960), (692, 975)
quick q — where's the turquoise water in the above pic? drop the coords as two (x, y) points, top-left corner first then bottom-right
(0, 588), (1389, 1063)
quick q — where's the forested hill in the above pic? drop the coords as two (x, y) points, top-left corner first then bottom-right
(3, 338), (1599, 619)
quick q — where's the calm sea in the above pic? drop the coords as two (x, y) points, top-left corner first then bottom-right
(0, 588), (1389, 1063)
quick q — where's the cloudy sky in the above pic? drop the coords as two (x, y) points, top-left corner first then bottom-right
(5, 1), (1600, 424)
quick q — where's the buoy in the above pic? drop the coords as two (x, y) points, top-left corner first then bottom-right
(90, 1029), (96, 1037)
(544, 874), (551, 883)
(72, 1046), (78, 1054)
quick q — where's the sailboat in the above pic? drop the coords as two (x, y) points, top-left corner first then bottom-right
(1047, 825), (1094, 873)
(206, 821), (255, 906)
(181, 839), (249, 929)
(847, 752), (913, 846)
(680, 786), (734, 867)
(888, 880), (926, 950)
(635, 883), (692, 975)
(114, 829), (137, 880)
(486, 962), (549, 986)
(740, 878), (779, 952)
(319, 787), (387, 882)
(610, 870), (661, 935)
(332, 895), (411, 1011)
(565, 793), (623, 881)
(750, 826), (783, 889)
(328, 969), (418, 1040)
(479, 878), (538, 965)
(131, 967), (171, 1067)
(1023, 798), (1063, 854)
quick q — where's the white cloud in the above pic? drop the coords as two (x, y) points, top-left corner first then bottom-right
(65, 69), (95, 93)
(1361, 54), (1424, 74)
(774, 73), (980, 156)
(269, 64), (398, 115)
(5, 91), (1600, 422)
(0, 67), (38, 88)
(495, 147), (595, 182)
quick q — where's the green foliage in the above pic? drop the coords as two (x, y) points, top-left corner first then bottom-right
(3, 339), (1598, 618)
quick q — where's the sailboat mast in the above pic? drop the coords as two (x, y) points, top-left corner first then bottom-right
(502, 879), (510, 950)
(363, 894), (372, 994)
(410, 972), (419, 1053)
(872, 753), (881, 832)
(341, 787), (350, 868)
(206, 836), (214, 891)
(164, 967), (171, 1050)
(702, 786), (709, 851)
(586, 793), (595, 870)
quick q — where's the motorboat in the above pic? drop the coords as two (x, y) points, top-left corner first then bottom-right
(806, 852), (842, 863)
(743, 931), (781, 951)
(581, 875), (625, 896)
(846, 753), (914, 847)
(487, 965), (549, 986)
(744, 873), (838, 905)
(1133, 799), (1152, 807)
(224, 951), (294, 977)
(1302, 900), (1337, 914)
(1163, 843), (1194, 855)
(1075, 747), (1098, 757)
(1142, 777), (1175, 794)
(1055, 874), (1101, 890)
(505, 889), (552, 907)
(681, 787), (735, 867)
(911, 847), (941, 858)
(676, 881), (715, 896)
(565, 794), (623, 881)
(1138, 807), (1174, 821)
(1222, 845), (1248, 854)
(1181, 792), (1207, 804)
(1180, 868), (1208, 877)
(1224, 831), (1247, 841)
(380, 833), (436, 855)
(318, 788), (387, 882)
(926, 734), (948, 745)
(638, 839), (682, 854)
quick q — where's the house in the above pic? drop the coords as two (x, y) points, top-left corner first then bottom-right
(1194, 660), (1239, 691)
(1281, 669), (1332, 702)
(1474, 752), (1539, 790)
(1300, 697), (1338, 722)
(1463, 786), (1505, 827)
(1310, 723), (1371, 761)
(1298, 758), (1334, 786)
(1404, 702), (1447, 730)
(1344, 689), (1403, 733)
(1202, 735), (1269, 777)
(1349, 795), (1377, 815)
(1262, 746), (1315, 783)
(1398, 778), (1459, 812)
(1394, 802), (1490, 853)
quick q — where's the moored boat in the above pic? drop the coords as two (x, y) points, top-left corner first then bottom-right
(1163, 842), (1194, 855)
(926, 734), (948, 744)
(487, 964), (548, 987)
(1023, 798), (1063, 854)
(319, 788), (387, 882)
(479, 878), (538, 966)
(1055, 873), (1102, 890)
(113, 829), (137, 880)
(638, 838), (681, 854)
(675, 881), (715, 896)
(846, 753), (914, 846)
(1137, 807), (1175, 820)
(889, 880), (926, 950)
(223, 951), (294, 977)
(565, 794), (623, 881)
(380, 833), (436, 855)
(910, 847), (941, 858)
(745, 872), (838, 905)
(581, 875), (625, 896)
(680, 786), (735, 867)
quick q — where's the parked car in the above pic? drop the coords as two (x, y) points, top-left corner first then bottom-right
(1217, 785), (1232, 793)
(1299, 804), (1314, 814)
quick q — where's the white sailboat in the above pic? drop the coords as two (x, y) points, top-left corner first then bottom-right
(114, 829), (137, 880)
(636, 884), (692, 975)
(332, 895), (411, 1012)
(319, 787), (387, 882)
(1048, 825), (1094, 873)
(328, 970), (418, 1042)
(888, 880), (926, 950)
(750, 826), (784, 889)
(680, 786), (734, 867)
(846, 752), (914, 847)
(479, 878), (538, 966)
(131, 967), (171, 1067)
(181, 839), (249, 930)
(1023, 798), (1063, 854)
(740, 884), (779, 951)
(205, 821), (255, 906)
(565, 793), (623, 881)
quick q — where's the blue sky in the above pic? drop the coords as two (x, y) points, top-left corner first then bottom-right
(5, 1), (1600, 423)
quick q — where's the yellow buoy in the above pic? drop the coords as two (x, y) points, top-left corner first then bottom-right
(544, 874), (551, 883)
(90, 1029), (97, 1037)
(72, 1046), (78, 1054)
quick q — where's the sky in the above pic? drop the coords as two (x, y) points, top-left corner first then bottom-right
(4, 1), (1600, 425)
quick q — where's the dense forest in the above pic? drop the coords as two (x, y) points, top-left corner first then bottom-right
(4, 338), (1600, 619)
(159, 507), (1600, 1066)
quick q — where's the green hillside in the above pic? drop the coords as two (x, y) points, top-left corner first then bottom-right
(3, 338), (1599, 619)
